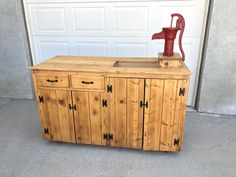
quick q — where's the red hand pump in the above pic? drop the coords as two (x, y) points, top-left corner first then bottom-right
(152, 13), (185, 61)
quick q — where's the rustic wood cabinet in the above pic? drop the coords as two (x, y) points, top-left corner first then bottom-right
(31, 55), (191, 152)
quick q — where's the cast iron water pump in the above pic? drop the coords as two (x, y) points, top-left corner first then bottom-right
(152, 13), (185, 60)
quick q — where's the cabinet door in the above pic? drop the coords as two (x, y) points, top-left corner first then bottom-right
(72, 91), (107, 145)
(38, 89), (75, 143)
(108, 78), (144, 149)
(143, 79), (189, 151)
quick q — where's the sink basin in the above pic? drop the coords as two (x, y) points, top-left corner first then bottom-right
(113, 61), (158, 68)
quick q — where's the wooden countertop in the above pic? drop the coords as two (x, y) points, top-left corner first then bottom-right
(31, 56), (191, 76)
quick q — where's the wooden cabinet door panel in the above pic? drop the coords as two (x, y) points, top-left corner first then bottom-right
(39, 89), (75, 143)
(177, 79), (190, 151)
(126, 78), (144, 149)
(73, 91), (104, 145)
(89, 92), (103, 145)
(109, 78), (144, 149)
(143, 79), (164, 151)
(111, 78), (127, 147)
(73, 91), (91, 144)
(160, 80), (178, 151)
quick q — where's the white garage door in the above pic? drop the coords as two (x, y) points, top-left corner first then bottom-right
(23, 0), (209, 106)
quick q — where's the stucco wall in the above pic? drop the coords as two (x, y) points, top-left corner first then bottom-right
(0, 0), (33, 99)
(197, 0), (236, 115)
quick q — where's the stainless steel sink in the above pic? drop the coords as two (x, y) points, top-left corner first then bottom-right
(113, 61), (158, 68)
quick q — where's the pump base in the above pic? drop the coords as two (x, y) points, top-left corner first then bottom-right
(158, 52), (183, 68)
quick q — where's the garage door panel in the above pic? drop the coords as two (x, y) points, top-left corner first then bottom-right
(24, 0), (209, 106)
(28, 4), (70, 35)
(113, 6), (149, 35)
(76, 42), (108, 56)
(148, 1), (206, 37)
(74, 7), (105, 31)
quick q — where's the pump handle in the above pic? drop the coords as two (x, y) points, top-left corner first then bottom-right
(171, 13), (185, 61)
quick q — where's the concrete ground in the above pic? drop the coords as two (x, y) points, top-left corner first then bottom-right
(0, 99), (235, 177)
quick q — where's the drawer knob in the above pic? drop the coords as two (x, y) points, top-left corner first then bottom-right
(47, 79), (58, 83)
(81, 81), (94, 84)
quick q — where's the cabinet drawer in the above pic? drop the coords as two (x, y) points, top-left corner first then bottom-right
(37, 74), (69, 88)
(71, 76), (104, 90)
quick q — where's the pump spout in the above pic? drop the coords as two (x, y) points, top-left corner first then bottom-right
(152, 27), (179, 57)
(152, 30), (165, 40)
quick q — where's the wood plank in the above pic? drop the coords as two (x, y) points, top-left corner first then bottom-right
(160, 80), (177, 151)
(89, 92), (102, 145)
(101, 92), (109, 146)
(171, 80), (183, 151)
(112, 78), (127, 147)
(31, 56), (191, 77)
(109, 78), (116, 147)
(178, 79), (190, 150)
(143, 79), (151, 150)
(143, 79), (164, 151)
(55, 90), (75, 143)
(73, 91), (91, 144)
(101, 77), (110, 146)
(126, 79), (144, 149)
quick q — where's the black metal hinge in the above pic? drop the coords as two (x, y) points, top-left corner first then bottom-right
(174, 138), (180, 146)
(107, 85), (112, 93)
(69, 104), (76, 111)
(44, 128), (49, 135)
(103, 133), (113, 141)
(39, 96), (44, 103)
(102, 99), (108, 107)
(179, 88), (185, 96)
(140, 101), (148, 108)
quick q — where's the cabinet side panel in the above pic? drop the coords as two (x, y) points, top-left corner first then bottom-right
(171, 80), (184, 151)
(73, 91), (91, 144)
(41, 89), (61, 141)
(178, 79), (190, 150)
(89, 92), (102, 145)
(113, 78), (127, 147)
(160, 80), (177, 151)
(127, 79), (144, 149)
(143, 79), (164, 151)
(55, 90), (75, 143)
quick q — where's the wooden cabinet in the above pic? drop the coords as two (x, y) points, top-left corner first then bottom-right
(31, 56), (191, 152)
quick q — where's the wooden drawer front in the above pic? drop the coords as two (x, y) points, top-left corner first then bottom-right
(71, 76), (104, 90)
(37, 74), (69, 88)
